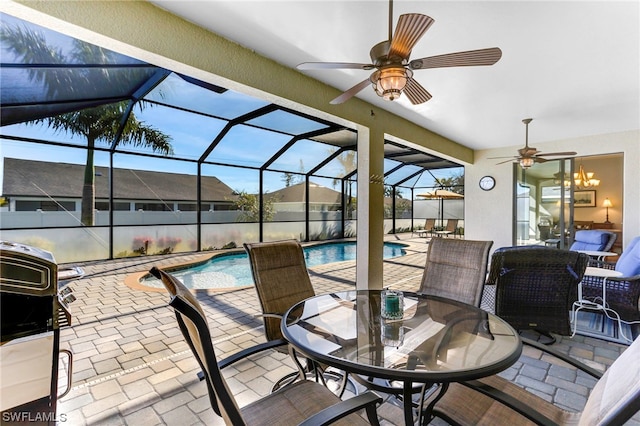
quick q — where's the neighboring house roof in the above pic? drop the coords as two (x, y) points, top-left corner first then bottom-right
(2, 158), (237, 202)
(265, 181), (343, 204)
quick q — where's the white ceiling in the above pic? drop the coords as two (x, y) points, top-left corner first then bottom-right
(150, 1), (638, 152)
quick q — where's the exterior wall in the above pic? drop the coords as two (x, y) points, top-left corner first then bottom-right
(467, 130), (640, 253)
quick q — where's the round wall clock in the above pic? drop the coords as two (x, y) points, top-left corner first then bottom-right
(479, 176), (495, 191)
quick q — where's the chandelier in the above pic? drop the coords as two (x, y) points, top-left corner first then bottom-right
(553, 172), (572, 188)
(574, 165), (600, 189)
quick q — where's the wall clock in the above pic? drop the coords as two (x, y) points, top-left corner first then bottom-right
(479, 176), (495, 191)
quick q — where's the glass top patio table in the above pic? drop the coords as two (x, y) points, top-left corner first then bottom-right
(282, 290), (522, 425)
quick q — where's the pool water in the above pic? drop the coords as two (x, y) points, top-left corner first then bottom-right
(142, 241), (405, 290)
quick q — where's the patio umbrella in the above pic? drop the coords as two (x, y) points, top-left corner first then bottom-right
(417, 189), (464, 227)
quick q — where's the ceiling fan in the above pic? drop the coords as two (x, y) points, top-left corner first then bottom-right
(490, 118), (578, 168)
(296, 0), (503, 105)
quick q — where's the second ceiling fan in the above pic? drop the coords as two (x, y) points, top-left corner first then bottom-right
(490, 118), (578, 168)
(297, 0), (503, 105)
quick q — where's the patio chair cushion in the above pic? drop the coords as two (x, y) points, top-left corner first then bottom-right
(569, 230), (611, 251)
(615, 236), (640, 277)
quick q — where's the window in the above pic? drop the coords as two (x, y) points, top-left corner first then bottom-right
(16, 200), (75, 211)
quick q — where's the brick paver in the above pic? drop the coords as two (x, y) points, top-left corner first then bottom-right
(54, 235), (638, 425)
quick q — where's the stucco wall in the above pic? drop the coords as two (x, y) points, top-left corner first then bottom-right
(466, 130), (639, 253)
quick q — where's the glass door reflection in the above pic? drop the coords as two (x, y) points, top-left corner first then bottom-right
(514, 159), (573, 248)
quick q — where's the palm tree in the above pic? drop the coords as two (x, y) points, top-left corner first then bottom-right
(436, 173), (465, 195)
(1, 22), (173, 226)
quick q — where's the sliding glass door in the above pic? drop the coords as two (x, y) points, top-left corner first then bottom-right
(513, 159), (573, 247)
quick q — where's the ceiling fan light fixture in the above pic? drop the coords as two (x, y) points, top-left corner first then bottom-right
(372, 66), (411, 101)
(519, 157), (534, 169)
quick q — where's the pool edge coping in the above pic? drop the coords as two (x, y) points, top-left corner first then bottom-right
(124, 239), (409, 293)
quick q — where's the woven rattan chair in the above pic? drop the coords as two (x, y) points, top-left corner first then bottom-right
(581, 236), (640, 323)
(425, 336), (640, 425)
(244, 239), (351, 393)
(149, 267), (382, 426)
(487, 246), (589, 344)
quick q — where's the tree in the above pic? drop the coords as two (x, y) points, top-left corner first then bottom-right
(436, 172), (465, 195)
(1, 23), (173, 226)
(330, 150), (357, 189)
(231, 191), (276, 222)
(384, 185), (404, 198)
(282, 172), (295, 187)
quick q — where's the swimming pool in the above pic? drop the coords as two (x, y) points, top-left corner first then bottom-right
(138, 241), (406, 290)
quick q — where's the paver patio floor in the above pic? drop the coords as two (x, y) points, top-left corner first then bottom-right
(55, 234), (638, 425)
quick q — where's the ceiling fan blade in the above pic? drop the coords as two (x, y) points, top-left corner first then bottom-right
(409, 47), (502, 70)
(535, 151), (578, 157)
(534, 157), (548, 164)
(330, 79), (371, 104)
(297, 62), (374, 70)
(388, 14), (434, 60)
(403, 77), (432, 105)
(487, 155), (518, 160)
(496, 159), (516, 165)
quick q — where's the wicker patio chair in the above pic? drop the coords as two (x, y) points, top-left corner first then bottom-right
(149, 267), (382, 426)
(425, 335), (640, 426)
(581, 236), (640, 323)
(487, 246), (589, 344)
(244, 240), (353, 394)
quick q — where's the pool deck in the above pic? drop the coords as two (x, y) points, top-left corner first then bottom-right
(54, 234), (639, 425)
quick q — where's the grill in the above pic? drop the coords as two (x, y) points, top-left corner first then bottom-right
(0, 241), (76, 425)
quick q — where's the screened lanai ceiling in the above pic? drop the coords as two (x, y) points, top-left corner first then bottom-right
(0, 13), (461, 191)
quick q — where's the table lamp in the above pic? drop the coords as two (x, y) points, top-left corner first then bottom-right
(603, 198), (612, 223)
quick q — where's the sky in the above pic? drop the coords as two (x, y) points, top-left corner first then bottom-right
(0, 12), (462, 199)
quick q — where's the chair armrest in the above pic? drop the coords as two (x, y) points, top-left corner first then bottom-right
(609, 274), (640, 283)
(197, 339), (289, 381)
(219, 339), (288, 370)
(589, 260), (617, 270)
(297, 391), (383, 426)
(258, 313), (284, 320)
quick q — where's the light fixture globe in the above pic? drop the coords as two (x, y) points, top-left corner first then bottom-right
(371, 66), (411, 101)
(519, 157), (534, 169)
(574, 165), (600, 188)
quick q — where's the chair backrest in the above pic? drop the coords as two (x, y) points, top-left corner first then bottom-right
(601, 231), (617, 252)
(444, 219), (458, 232)
(418, 238), (493, 306)
(615, 236), (640, 277)
(579, 336), (640, 425)
(424, 218), (436, 230)
(570, 230), (615, 252)
(537, 224), (551, 240)
(488, 247), (589, 335)
(149, 267), (246, 426)
(244, 240), (315, 341)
